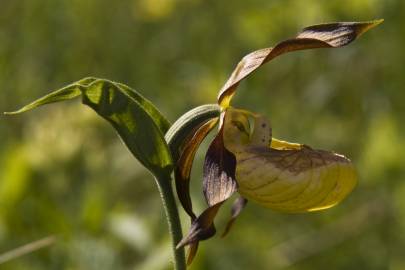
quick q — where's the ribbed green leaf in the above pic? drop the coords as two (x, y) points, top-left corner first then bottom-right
(114, 82), (171, 134)
(5, 78), (172, 176)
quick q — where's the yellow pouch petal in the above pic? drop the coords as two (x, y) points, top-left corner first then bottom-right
(236, 147), (357, 212)
(222, 107), (357, 213)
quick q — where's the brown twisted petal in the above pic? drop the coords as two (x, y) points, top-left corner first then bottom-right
(175, 118), (219, 220)
(186, 242), (199, 266)
(177, 111), (239, 265)
(222, 196), (248, 237)
(176, 202), (222, 249)
(174, 118), (219, 265)
(217, 20), (383, 108)
(203, 116), (238, 206)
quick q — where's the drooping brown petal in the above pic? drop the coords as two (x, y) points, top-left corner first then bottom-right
(175, 118), (219, 220)
(177, 112), (238, 264)
(217, 19), (383, 107)
(222, 196), (248, 237)
(176, 202), (222, 249)
(186, 241), (199, 266)
(203, 124), (238, 206)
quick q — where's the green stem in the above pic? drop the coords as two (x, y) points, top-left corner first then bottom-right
(155, 173), (186, 270)
(156, 104), (221, 269)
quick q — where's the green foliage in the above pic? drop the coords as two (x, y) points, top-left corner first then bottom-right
(7, 78), (172, 177)
(0, 1), (404, 270)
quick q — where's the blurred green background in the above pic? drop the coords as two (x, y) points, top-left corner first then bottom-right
(0, 0), (403, 269)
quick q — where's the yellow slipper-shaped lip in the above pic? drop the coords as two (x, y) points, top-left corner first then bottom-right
(236, 144), (357, 212)
(223, 108), (357, 213)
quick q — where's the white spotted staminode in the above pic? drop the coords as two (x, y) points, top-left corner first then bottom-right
(174, 19), (383, 265)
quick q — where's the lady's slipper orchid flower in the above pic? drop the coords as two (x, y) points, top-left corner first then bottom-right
(174, 19), (383, 264)
(223, 108), (357, 213)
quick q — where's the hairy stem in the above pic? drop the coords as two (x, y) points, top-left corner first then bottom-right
(155, 173), (186, 270)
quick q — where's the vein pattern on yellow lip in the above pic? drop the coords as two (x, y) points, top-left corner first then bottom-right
(235, 145), (357, 212)
(222, 108), (357, 213)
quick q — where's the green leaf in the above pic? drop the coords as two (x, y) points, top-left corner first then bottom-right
(5, 78), (172, 176)
(4, 77), (97, 114)
(114, 82), (171, 134)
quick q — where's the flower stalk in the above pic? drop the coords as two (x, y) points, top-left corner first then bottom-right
(154, 172), (186, 270)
